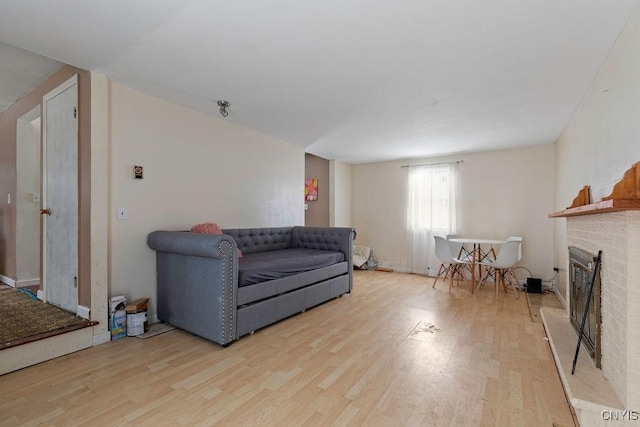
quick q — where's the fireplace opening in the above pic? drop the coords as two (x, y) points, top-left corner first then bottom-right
(568, 246), (602, 368)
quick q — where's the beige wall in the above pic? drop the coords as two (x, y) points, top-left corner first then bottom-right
(352, 144), (556, 280)
(304, 153), (330, 226)
(0, 65), (92, 308)
(330, 160), (352, 228)
(554, 2), (640, 307)
(109, 83), (305, 319)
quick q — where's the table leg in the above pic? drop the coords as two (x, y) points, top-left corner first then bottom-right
(470, 244), (478, 293)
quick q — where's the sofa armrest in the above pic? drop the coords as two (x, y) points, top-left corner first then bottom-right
(291, 226), (356, 290)
(147, 230), (237, 259)
(147, 230), (238, 346)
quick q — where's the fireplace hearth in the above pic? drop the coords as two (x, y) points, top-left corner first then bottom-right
(568, 246), (601, 368)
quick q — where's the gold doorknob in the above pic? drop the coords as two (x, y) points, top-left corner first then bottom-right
(40, 208), (51, 216)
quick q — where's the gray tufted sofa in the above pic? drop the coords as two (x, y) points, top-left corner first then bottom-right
(147, 226), (355, 346)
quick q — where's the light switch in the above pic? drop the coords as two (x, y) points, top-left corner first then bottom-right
(117, 207), (128, 220)
(7, 193), (10, 205)
(33, 193), (40, 203)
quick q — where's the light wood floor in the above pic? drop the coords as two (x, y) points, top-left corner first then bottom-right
(0, 271), (574, 426)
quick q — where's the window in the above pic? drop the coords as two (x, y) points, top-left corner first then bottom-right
(407, 163), (458, 274)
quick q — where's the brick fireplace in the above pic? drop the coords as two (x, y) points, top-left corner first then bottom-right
(546, 163), (640, 424)
(566, 211), (640, 409)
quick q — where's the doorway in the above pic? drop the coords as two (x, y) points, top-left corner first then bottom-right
(16, 106), (42, 289)
(41, 75), (79, 313)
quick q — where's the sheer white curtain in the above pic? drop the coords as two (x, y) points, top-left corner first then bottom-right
(407, 163), (458, 275)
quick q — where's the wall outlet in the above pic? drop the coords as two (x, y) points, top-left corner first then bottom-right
(117, 207), (128, 220)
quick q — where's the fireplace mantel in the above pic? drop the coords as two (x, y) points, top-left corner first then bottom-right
(548, 198), (640, 217)
(549, 161), (640, 218)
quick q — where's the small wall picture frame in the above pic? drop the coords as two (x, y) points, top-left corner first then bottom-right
(305, 178), (318, 201)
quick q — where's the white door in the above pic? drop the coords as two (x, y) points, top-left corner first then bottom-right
(42, 75), (78, 313)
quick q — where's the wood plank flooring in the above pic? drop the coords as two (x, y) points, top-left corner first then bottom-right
(0, 271), (575, 426)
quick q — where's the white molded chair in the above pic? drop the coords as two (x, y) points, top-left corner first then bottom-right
(504, 236), (523, 286)
(433, 236), (468, 293)
(477, 240), (521, 297)
(446, 234), (472, 262)
(505, 236), (523, 261)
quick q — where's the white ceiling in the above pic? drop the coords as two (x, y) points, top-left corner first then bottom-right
(0, 0), (637, 163)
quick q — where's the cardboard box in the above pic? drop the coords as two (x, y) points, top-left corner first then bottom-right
(109, 295), (127, 340)
(126, 298), (149, 314)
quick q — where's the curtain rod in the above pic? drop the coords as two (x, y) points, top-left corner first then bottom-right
(401, 160), (463, 168)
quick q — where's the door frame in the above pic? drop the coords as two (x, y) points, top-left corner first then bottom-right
(16, 105), (42, 288)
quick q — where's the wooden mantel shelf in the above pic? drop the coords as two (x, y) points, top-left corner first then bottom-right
(550, 161), (640, 218)
(548, 198), (640, 218)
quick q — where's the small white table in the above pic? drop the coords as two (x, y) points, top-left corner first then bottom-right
(449, 238), (505, 293)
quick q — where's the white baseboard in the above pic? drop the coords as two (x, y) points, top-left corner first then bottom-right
(148, 314), (159, 324)
(77, 305), (91, 319)
(16, 278), (40, 288)
(0, 274), (16, 287)
(376, 262), (411, 273)
(93, 330), (111, 346)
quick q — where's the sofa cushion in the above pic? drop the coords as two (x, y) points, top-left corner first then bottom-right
(223, 227), (292, 255)
(238, 248), (344, 287)
(236, 262), (348, 306)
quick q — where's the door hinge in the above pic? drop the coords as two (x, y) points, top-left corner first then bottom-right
(74, 276), (78, 288)
(73, 107), (77, 119)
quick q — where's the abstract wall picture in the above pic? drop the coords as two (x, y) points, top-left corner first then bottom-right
(305, 178), (318, 201)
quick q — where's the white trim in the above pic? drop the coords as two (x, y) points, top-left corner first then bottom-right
(148, 314), (159, 325)
(43, 74), (77, 103)
(93, 331), (111, 346)
(0, 275), (16, 287)
(89, 72), (111, 342)
(16, 105), (42, 295)
(77, 305), (90, 319)
(16, 278), (40, 288)
(376, 263), (411, 273)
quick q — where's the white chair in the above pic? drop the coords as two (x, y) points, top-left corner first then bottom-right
(446, 234), (472, 262)
(433, 236), (467, 293)
(504, 236), (523, 285)
(505, 236), (523, 261)
(477, 240), (521, 297)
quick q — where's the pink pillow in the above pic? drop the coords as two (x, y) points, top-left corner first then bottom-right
(190, 222), (222, 234)
(190, 222), (243, 258)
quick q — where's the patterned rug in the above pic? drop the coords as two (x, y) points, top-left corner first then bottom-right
(0, 287), (96, 350)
